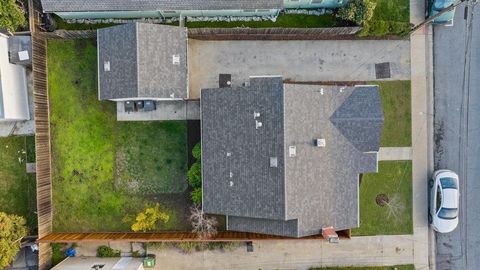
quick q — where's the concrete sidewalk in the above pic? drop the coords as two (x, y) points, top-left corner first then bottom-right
(410, 0), (435, 269)
(378, 147), (412, 161)
(188, 39), (411, 98)
(146, 236), (413, 270)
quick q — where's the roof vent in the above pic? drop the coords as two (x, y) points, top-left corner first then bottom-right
(172, 54), (180, 65)
(289, 146), (296, 157)
(170, 93), (175, 98)
(104, 61), (110, 71)
(226, 152), (232, 157)
(315, 138), (326, 147)
(229, 181), (234, 187)
(254, 111), (260, 119)
(320, 88), (324, 95)
(270, 157), (278, 168)
(255, 120), (263, 129)
(229, 172), (233, 178)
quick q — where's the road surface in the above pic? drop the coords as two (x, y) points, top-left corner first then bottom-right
(433, 1), (480, 269)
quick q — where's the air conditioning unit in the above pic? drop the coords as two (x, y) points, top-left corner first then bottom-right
(315, 138), (326, 147)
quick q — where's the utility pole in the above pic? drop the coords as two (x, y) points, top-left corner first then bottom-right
(410, 0), (467, 33)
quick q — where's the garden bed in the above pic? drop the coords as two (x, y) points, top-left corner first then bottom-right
(48, 39), (190, 232)
(352, 161), (413, 236)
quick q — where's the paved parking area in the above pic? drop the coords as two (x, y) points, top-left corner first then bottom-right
(188, 39), (411, 98)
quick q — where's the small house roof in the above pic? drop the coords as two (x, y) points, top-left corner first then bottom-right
(98, 23), (188, 100)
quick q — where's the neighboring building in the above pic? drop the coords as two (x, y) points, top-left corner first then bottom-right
(51, 257), (144, 270)
(40, 0), (348, 20)
(0, 34), (30, 122)
(201, 76), (384, 238)
(98, 23), (188, 101)
(7, 36), (32, 66)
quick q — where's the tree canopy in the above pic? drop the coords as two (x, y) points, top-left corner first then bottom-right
(0, 212), (27, 268)
(130, 204), (169, 232)
(0, 0), (27, 32)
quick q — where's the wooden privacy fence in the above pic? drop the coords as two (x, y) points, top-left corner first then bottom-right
(188, 27), (362, 40)
(38, 230), (350, 243)
(32, 34), (53, 270)
(38, 30), (97, 40)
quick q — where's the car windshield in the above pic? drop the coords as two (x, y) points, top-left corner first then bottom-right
(438, 207), (458, 219)
(433, 0), (455, 10)
(441, 177), (458, 189)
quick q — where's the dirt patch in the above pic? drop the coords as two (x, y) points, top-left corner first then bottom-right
(376, 193), (389, 206)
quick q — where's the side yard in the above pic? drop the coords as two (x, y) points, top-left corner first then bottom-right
(376, 80), (412, 147)
(352, 161), (413, 236)
(0, 136), (37, 233)
(48, 39), (190, 232)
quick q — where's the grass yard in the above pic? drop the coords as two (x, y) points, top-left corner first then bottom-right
(372, 80), (411, 147)
(309, 265), (414, 270)
(352, 161), (413, 236)
(185, 14), (337, 28)
(54, 14), (337, 30)
(0, 136), (37, 233)
(361, 0), (411, 36)
(48, 39), (189, 232)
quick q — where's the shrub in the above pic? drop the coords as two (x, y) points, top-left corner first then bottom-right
(130, 203), (170, 232)
(97, 245), (121, 257)
(0, 212), (28, 268)
(0, 0), (27, 32)
(192, 142), (201, 160)
(191, 188), (202, 205)
(336, 0), (377, 26)
(187, 162), (202, 188)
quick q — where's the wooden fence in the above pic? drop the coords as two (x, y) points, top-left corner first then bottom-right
(38, 230), (350, 243)
(188, 27), (362, 40)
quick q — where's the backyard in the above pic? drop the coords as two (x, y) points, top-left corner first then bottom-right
(352, 161), (413, 236)
(48, 39), (190, 232)
(0, 136), (37, 233)
(376, 80), (411, 147)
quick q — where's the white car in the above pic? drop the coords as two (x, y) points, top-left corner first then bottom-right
(429, 170), (459, 233)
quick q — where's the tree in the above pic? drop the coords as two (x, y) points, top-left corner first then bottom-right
(0, 212), (27, 268)
(189, 205), (217, 239)
(0, 0), (27, 32)
(130, 204), (169, 232)
(336, 0), (377, 26)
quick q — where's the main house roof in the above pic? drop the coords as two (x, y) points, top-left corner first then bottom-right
(41, 0), (283, 12)
(201, 77), (384, 237)
(97, 23), (187, 100)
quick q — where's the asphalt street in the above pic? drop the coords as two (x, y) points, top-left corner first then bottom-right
(433, 1), (480, 269)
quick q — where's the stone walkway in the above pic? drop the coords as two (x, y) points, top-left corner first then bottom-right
(378, 147), (412, 161)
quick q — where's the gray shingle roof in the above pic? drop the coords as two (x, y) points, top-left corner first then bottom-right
(41, 0), (283, 12)
(201, 78), (384, 237)
(98, 23), (187, 100)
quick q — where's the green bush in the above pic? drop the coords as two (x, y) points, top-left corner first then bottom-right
(50, 243), (67, 266)
(337, 0), (377, 25)
(191, 187), (202, 205)
(192, 143), (201, 160)
(187, 162), (202, 188)
(97, 245), (121, 257)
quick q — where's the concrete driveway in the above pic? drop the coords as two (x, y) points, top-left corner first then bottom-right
(188, 39), (411, 98)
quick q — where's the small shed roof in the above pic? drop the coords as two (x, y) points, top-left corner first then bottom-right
(98, 23), (188, 100)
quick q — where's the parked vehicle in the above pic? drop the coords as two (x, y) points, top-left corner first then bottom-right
(428, 0), (456, 26)
(429, 170), (460, 233)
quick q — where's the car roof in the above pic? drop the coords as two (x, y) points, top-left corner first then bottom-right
(442, 188), (459, 208)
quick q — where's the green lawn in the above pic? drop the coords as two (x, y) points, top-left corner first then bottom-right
(309, 265), (414, 270)
(48, 39), (189, 232)
(361, 0), (411, 36)
(0, 136), (37, 233)
(185, 14), (337, 28)
(372, 80), (411, 147)
(54, 14), (337, 30)
(352, 161), (413, 236)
